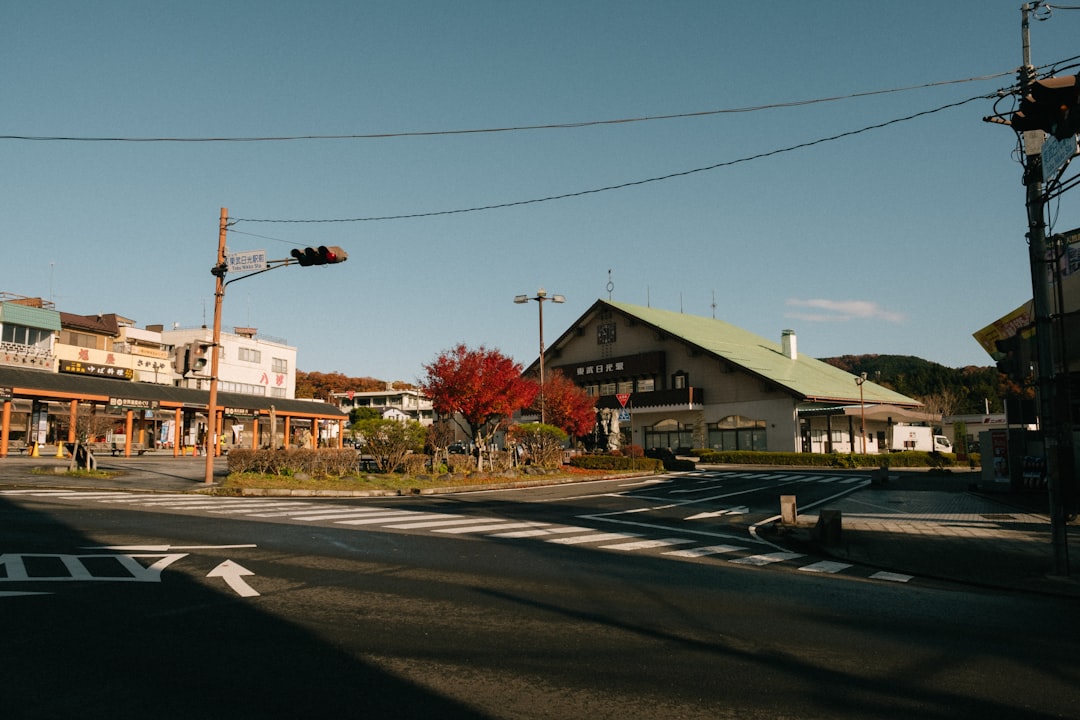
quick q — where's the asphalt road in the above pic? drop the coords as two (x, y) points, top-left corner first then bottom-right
(3, 475), (1079, 719)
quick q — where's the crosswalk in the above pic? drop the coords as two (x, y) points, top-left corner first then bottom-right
(0, 489), (913, 584)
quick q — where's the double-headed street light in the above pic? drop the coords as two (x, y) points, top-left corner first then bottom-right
(514, 288), (564, 424)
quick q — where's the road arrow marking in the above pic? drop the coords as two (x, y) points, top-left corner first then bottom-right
(685, 506), (749, 520)
(207, 560), (260, 597)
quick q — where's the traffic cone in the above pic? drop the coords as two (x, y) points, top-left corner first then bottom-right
(55, 443), (65, 458)
(30, 442), (40, 457)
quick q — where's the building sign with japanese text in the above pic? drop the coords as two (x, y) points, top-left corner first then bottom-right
(60, 361), (134, 380)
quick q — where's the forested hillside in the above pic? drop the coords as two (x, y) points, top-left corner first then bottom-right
(822, 355), (1001, 416)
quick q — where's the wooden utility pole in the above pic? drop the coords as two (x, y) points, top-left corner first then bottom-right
(204, 207), (228, 485)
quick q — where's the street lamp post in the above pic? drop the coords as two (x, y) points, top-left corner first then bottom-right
(855, 372), (868, 454)
(514, 288), (564, 425)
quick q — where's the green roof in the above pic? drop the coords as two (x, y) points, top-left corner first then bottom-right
(601, 300), (920, 407)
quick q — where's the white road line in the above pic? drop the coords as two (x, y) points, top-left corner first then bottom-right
(329, 511), (427, 524)
(381, 516), (477, 529)
(434, 521), (540, 534)
(548, 532), (642, 545)
(248, 507), (377, 518)
(663, 544), (748, 558)
(870, 571), (913, 583)
(730, 551), (805, 566)
(600, 538), (696, 551)
(799, 560), (853, 574)
(488, 525), (592, 538)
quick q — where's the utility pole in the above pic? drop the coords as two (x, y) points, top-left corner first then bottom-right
(204, 208), (228, 485)
(1019, 3), (1070, 575)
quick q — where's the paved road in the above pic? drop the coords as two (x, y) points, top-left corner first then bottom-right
(2, 485), (1079, 719)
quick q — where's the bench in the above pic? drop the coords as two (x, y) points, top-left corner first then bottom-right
(109, 442), (149, 456)
(84, 442), (149, 456)
(5, 440), (28, 455)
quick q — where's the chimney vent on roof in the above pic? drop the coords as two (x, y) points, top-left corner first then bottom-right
(781, 329), (797, 360)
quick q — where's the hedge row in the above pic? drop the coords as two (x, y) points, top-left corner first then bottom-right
(227, 448), (360, 476)
(569, 455), (664, 472)
(692, 449), (965, 468)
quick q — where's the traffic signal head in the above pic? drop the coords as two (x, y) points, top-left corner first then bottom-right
(291, 245), (348, 266)
(173, 344), (190, 375)
(190, 343), (211, 373)
(1012, 74), (1080, 140)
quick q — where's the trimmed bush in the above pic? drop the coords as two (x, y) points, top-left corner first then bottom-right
(693, 449), (955, 468)
(569, 455), (664, 472)
(225, 447), (360, 477)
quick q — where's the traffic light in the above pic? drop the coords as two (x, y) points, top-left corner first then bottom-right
(995, 334), (1034, 385)
(173, 344), (190, 375)
(290, 245), (348, 266)
(190, 342), (211, 373)
(1011, 74), (1080, 140)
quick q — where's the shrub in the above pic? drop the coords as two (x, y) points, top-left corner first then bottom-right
(694, 449), (955, 468)
(225, 447), (359, 478)
(569, 454), (663, 472)
(402, 453), (431, 476)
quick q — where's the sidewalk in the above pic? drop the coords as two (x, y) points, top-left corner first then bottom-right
(2, 453), (1079, 597)
(768, 470), (1080, 598)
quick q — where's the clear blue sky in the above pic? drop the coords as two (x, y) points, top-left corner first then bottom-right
(3, 1), (1077, 383)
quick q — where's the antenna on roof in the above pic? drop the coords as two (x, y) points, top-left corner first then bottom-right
(711, 290), (717, 319)
(606, 269), (614, 300)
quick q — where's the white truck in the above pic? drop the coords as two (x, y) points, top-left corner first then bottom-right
(885, 425), (952, 453)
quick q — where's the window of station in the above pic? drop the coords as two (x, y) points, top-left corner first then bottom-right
(707, 415), (767, 451)
(644, 418), (694, 451)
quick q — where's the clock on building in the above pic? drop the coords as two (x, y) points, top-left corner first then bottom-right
(597, 321), (616, 344)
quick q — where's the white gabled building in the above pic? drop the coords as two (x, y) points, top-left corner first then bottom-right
(161, 326), (297, 399)
(331, 387), (434, 426)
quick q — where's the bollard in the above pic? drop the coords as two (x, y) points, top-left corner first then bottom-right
(815, 509), (842, 545)
(780, 495), (798, 525)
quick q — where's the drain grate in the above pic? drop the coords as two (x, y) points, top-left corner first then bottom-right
(981, 514), (1017, 520)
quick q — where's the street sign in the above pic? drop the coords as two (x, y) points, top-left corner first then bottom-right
(1042, 134), (1078, 182)
(616, 393), (630, 407)
(226, 250), (268, 273)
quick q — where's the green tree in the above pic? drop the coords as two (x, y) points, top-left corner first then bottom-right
(507, 423), (568, 468)
(353, 418), (426, 473)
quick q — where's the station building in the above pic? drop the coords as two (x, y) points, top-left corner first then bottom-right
(530, 299), (927, 454)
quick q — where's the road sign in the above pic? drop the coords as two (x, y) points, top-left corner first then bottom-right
(226, 250), (268, 273)
(1042, 134), (1078, 182)
(616, 393), (630, 407)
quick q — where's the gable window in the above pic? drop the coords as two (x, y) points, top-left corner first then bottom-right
(672, 372), (688, 390)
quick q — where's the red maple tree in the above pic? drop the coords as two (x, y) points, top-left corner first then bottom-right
(421, 344), (538, 468)
(537, 370), (596, 439)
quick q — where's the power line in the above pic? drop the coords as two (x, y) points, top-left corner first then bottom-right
(233, 94), (991, 225)
(0, 72), (1010, 144)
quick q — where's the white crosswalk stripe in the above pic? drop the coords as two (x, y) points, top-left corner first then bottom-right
(664, 544), (747, 558)
(1, 489), (911, 585)
(730, 551), (805, 566)
(799, 560), (854, 574)
(600, 538), (696, 551)
(548, 531), (643, 545)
